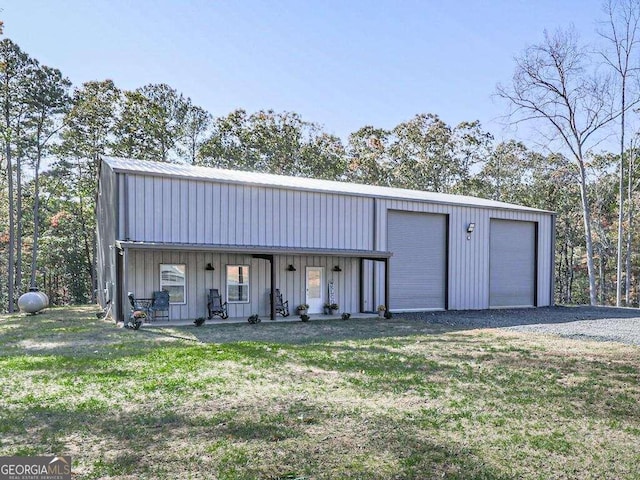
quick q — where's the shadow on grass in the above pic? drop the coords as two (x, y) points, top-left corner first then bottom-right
(0, 399), (513, 480)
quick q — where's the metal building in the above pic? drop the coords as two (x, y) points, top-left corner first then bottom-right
(96, 157), (555, 322)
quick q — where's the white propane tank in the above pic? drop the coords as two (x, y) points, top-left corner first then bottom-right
(17, 289), (48, 314)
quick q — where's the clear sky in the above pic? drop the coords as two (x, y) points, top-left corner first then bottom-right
(2, 0), (606, 143)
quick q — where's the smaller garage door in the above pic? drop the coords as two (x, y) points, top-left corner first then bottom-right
(388, 211), (447, 310)
(489, 219), (536, 307)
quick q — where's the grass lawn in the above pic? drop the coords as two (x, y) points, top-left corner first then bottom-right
(1, 307), (639, 479)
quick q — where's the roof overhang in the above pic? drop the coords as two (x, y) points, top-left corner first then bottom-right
(115, 241), (392, 259)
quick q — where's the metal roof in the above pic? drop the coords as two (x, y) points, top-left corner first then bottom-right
(116, 240), (392, 259)
(103, 156), (553, 214)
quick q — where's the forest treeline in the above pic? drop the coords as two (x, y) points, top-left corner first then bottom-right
(2, 1), (640, 311)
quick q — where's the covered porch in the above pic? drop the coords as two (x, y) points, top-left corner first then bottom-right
(116, 241), (392, 323)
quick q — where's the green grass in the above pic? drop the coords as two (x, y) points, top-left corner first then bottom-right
(1, 307), (640, 479)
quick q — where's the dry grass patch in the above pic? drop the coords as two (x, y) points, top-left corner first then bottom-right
(1, 307), (640, 478)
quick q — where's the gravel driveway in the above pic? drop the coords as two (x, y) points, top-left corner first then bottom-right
(402, 306), (640, 346)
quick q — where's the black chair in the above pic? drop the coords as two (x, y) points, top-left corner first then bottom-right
(207, 289), (229, 319)
(274, 289), (289, 317)
(150, 290), (170, 321)
(127, 292), (152, 328)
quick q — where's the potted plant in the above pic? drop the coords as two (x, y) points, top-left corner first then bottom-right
(297, 304), (309, 315)
(323, 303), (331, 315)
(329, 303), (339, 314)
(377, 305), (386, 318)
(127, 310), (146, 329)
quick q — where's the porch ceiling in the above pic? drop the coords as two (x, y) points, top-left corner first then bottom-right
(115, 240), (392, 259)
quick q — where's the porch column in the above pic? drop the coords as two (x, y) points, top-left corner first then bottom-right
(383, 258), (390, 312)
(120, 246), (129, 323)
(359, 257), (364, 313)
(269, 255), (276, 320)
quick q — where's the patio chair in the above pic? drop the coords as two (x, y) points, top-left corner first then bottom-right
(150, 290), (170, 321)
(207, 288), (229, 319)
(127, 292), (151, 328)
(274, 289), (290, 317)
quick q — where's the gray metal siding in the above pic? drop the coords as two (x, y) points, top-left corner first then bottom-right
(387, 211), (447, 310)
(95, 162), (117, 313)
(125, 175), (374, 251)
(125, 250), (360, 320)
(489, 219), (536, 307)
(373, 200), (553, 310)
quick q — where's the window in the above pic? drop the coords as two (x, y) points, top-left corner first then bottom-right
(159, 264), (186, 304)
(227, 265), (249, 303)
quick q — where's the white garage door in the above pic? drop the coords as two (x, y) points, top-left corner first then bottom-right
(490, 219), (536, 307)
(388, 211), (447, 310)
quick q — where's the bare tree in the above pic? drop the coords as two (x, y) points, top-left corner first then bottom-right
(497, 28), (620, 306)
(599, 0), (640, 306)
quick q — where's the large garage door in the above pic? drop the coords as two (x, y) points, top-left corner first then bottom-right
(490, 219), (536, 307)
(388, 211), (447, 310)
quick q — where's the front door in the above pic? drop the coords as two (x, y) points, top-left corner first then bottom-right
(306, 267), (324, 313)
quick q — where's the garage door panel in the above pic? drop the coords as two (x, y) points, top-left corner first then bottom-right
(388, 211), (447, 310)
(490, 219), (535, 307)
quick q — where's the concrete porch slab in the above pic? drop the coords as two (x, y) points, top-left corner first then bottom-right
(139, 312), (380, 327)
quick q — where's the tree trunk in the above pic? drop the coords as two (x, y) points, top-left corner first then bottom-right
(616, 83), (626, 307)
(4, 72), (15, 312)
(29, 128), (42, 289)
(5, 139), (14, 312)
(625, 146), (634, 305)
(577, 157), (598, 305)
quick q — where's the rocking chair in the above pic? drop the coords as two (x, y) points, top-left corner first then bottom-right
(274, 289), (290, 317)
(207, 289), (229, 319)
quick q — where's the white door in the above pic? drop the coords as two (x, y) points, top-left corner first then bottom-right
(306, 267), (324, 313)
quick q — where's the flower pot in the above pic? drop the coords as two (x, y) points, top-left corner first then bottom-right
(378, 311), (385, 318)
(297, 309), (308, 316)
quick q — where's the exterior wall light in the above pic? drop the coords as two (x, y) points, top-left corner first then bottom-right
(333, 265), (342, 272)
(287, 264), (297, 272)
(205, 263), (215, 271)
(466, 222), (476, 241)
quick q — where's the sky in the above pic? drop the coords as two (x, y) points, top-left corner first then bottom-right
(2, 0), (608, 144)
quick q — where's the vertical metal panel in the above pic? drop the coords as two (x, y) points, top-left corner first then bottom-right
(123, 176), (375, 249)
(96, 163), (117, 310)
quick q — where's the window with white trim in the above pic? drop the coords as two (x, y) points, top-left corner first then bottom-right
(227, 265), (249, 303)
(159, 264), (186, 304)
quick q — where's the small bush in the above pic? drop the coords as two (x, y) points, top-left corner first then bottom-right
(341, 313), (351, 320)
(247, 314), (261, 324)
(300, 314), (310, 322)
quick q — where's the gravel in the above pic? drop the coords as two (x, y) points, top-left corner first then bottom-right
(400, 306), (640, 346)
